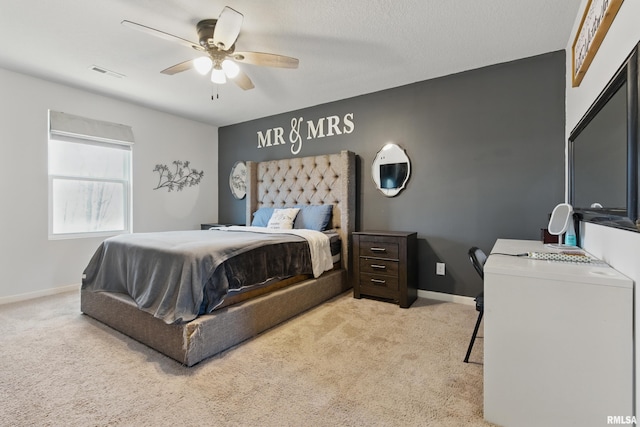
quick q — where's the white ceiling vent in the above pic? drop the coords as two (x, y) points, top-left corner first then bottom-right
(89, 65), (125, 78)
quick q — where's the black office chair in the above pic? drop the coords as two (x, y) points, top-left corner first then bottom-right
(464, 246), (487, 363)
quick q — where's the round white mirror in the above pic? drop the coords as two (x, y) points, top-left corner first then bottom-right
(229, 161), (247, 200)
(371, 143), (411, 197)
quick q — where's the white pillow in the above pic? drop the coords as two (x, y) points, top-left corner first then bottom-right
(267, 208), (300, 230)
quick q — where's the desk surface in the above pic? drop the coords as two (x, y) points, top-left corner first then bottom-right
(485, 239), (632, 288)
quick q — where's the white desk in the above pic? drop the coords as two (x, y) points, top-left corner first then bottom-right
(484, 239), (633, 427)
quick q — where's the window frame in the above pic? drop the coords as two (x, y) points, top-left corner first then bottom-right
(47, 111), (134, 240)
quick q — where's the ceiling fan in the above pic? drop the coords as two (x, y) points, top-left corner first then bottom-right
(122, 6), (299, 90)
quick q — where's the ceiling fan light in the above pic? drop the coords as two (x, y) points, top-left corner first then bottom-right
(222, 59), (239, 78)
(193, 57), (212, 75)
(211, 67), (227, 84)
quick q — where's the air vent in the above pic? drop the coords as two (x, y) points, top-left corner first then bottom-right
(89, 65), (125, 79)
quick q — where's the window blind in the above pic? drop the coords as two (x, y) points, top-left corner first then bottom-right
(49, 110), (134, 145)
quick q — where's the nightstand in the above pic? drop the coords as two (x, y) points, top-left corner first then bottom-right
(201, 223), (238, 230)
(352, 231), (418, 308)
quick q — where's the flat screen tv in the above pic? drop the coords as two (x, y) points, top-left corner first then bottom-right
(380, 163), (408, 189)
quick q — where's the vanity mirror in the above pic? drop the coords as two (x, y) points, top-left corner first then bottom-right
(569, 42), (639, 232)
(372, 143), (411, 197)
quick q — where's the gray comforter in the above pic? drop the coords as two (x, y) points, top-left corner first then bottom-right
(82, 229), (314, 324)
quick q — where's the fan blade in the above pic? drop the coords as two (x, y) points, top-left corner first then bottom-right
(231, 69), (255, 91)
(161, 60), (194, 75)
(121, 20), (203, 51)
(233, 51), (299, 69)
(212, 6), (243, 50)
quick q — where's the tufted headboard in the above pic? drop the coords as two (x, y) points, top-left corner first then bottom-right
(246, 150), (356, 271)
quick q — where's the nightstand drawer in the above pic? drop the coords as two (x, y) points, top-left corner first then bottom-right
(358, 239), (399, 259)
(359, 273), (399, 291)
(359, 258), (399, 276)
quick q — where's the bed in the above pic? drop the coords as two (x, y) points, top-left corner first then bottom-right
(80, 150), (356, 366)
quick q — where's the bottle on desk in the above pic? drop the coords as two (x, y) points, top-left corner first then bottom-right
(564, 218), (577, 246)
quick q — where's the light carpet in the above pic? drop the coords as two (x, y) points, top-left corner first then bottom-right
(0, 290), (490, 426)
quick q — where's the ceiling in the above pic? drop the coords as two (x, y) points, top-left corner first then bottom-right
(0, 0), (582, 127)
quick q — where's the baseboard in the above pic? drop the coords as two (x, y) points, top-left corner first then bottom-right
(418, 290), (475, 306)
(0, 284), (79, 305)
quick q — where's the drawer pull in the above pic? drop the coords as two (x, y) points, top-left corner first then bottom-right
(370, 247), (387, 252)
(370, 278), (386, 284)
(370, 264), (387, 270)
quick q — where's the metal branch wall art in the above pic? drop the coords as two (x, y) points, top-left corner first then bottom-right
(153, 160), (204, 192)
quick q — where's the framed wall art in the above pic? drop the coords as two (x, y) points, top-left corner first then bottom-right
(572, 0), (624, 87)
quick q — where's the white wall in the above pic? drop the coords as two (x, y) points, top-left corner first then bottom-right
(565, 0), (640, 416)
(0, 68), (218, 302)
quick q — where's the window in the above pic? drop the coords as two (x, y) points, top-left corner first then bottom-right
(48, 111), (134, 239)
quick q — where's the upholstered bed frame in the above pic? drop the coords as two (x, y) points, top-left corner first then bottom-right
(81, 150), (355, 366)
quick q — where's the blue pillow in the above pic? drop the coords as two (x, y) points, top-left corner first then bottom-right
(251, 207), (274, 227)
(293, 204), (333, 231)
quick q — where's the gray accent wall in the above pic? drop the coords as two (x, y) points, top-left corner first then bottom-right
(218, 51), (565, 298)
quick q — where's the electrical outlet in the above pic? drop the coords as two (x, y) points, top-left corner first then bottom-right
(436, 262), (445, 276)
